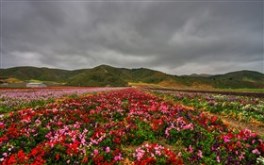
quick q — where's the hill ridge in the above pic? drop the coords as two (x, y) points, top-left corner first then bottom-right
(0, 65), (263, 88)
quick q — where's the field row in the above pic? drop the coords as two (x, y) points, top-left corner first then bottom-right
(0, 88), (263, 164)
(0, 87), (125, 114)
(151, 89), (264, 125)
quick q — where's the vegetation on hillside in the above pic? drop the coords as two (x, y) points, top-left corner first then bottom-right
(0, 65), (263, 89)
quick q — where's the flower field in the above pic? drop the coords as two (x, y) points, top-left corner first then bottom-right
(0, 88), (264, 164)
(152, 90), (264, 124)
(0, 87), (124, 114)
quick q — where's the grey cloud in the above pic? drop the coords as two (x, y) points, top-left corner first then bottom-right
(1, 1), (263, 74)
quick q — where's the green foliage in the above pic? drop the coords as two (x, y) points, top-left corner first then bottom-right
(14, 136), (36, 153)
(131, 119), (156, 145)
(0, 98), (54, 114)
(112, 112), (124, 121)
(35, 128), (49, 143)
(167, 129), (196, 146)
(0, 105), (12, 114)
(99, 136), (115, 148)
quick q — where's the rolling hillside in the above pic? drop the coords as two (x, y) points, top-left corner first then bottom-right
(0, 65), (263, 89)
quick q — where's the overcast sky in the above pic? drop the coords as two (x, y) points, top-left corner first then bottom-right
(1, 0), (263, 75)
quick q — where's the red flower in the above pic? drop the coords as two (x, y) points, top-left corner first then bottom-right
(31, 148), (39, 157)
(31, 158), (46, 165)
(6, 154), (16, 165)
(0, 135), (8, 145)
(93, 155), (104, 164)
(210, 116), (218, 123)
(82, 156), (88, 163)
(259, 142), (264, 152)
(17, 150), (27, 163)
(66, 141), (80, 156)
(139, 157), (155, 165)
(55, 154), (60, 160)
(113, 137), (121, 144)
(7, 124), (20, 138)
(151, 119), (164, 131)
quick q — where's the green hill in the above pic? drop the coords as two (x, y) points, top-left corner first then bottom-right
(67, 65), (128, 87)
(130, 68), (173, 83)
(209, 70), (264, 88)
(0, 65), (263, 89)
(0, 66), (71, 82)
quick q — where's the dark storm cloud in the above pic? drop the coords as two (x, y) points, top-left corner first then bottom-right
(1, 1), (263, 74)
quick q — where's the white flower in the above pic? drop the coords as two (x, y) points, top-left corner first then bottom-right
(257, 156), (264, 164)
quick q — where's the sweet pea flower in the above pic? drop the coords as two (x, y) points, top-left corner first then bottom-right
(252, 149), (260, 155)
(105, 147), (110, 153)
(223, 135), (230, 143)
(197, 150), (203, 158)
(35, 119), (42, 126)
(114, 153), (123, 161)
(135, 148), (145, 161)
(182, 123), (194, 130)
(188, 145), (194, 153)
(216, 156), (220, 163)
(93, 149), (99, 155)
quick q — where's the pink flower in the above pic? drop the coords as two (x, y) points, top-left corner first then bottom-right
(182, 123), (194, 130)
(239, 154), (245, 160)
(177, 152), (182, 157)
(216, 156), (220, 163)
(223, 135), (230, 143)
(35, 119), (41, 126)
(160, 103), (168, 113)
(0, 122), (5, 129)
(135, 148), (145, 161)
(155, 150), (161, 156)
(238, 152), (245, 160)
(197, 150), (203, 158)
(165, 124), (175, 138)
(114, 153), (123, 161)
(188, 145), (193, 153)
(252, 149), (260, 155)
(93, 149), (99, 155)
(105, 147), (110, 153)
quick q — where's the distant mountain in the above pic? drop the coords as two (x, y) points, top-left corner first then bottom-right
(0, 65), (263, 89)
(189, 73), (212, 77)
(67, 65), (128, 87)
(0, 66), (71, 82)
(209, 70), (264, 89)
